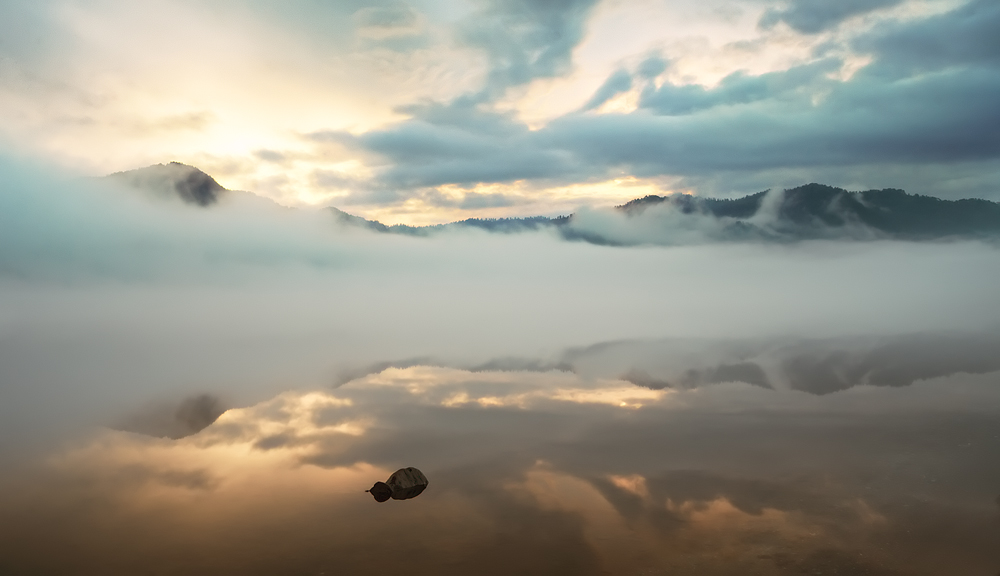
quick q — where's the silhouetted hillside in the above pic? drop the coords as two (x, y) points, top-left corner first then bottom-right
(332, 183), (1000, 243)
(328, 209), (556, 236)
(610, 183), (1000, 242)
(107, 162), (227, 206)
(104, 164), (1000, 244)
(619, 191), (766, 219)
(433, 216), (556, 234)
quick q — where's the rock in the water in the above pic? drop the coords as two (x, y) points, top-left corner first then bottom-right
(367, 467), (428, 502)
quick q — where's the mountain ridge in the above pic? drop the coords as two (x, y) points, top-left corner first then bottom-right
(106, 162), (227, 206)
(106, 163), (1000, 244)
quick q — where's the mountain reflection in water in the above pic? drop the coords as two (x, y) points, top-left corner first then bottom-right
(0, 366), (998, 575)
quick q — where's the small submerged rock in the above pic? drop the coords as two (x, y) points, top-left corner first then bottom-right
(367, 467), (429, 502)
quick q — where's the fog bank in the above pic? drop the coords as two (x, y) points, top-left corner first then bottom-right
(2, 155), (999, 458)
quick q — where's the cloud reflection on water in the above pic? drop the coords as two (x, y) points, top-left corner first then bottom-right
(0, 366), (997, 575)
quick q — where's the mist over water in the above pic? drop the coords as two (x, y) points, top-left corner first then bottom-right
(2, 156), (1000, 574)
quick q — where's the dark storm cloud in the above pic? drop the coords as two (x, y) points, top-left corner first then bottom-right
(557, 65), (1000, 170)
(458, 0), (601, 101)
(348, 62), (1000, 194)
(326, 0), (1000, 203)
(758, 0), (905, 34)
(855, 0), (1000, 76)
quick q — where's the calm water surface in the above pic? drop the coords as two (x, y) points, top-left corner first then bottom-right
(1, 358), (998, 575)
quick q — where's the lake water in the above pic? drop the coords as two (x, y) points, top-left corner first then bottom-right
(1, 362), (998, 575)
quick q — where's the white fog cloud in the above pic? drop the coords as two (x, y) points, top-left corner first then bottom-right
(1, 154), (999, 459)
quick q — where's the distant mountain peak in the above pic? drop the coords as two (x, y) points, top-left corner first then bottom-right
(611, 184), (1000, 242)
(103, 162), (1000, 244)
(106, 162), (227, 206)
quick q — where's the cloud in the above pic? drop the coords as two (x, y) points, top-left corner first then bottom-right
(339, 101), (576, 190)
(854, 0), (1000, 76)
(638, 58), (842, 116)
(457, 0), (602, 101)
(306, 0), (1000, 207)
(2, 0), (997, 219)
(759, 0), (905, 34)
(635, 55), (668, 79)
(580, 68), (632, 111)
(342, 48), (1000, 201)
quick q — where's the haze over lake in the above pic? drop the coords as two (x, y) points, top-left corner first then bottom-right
(1, 0), (999, 574)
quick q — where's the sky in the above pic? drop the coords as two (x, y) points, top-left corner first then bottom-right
(1, 0), (998, 224)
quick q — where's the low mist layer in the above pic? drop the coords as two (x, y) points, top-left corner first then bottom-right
(1, 154), (999, 457)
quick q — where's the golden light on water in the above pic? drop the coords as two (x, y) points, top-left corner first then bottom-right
(0, 364), (996, 574)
